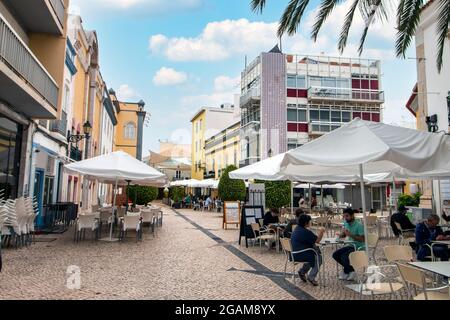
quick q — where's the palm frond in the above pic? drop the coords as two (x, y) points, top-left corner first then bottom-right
(358, 0), (384, 55)
(338, 0), (360, 53)
(395, 0), (424, 58)
(435, 0), (450, 72)
(311, 0), (343, 41)
(251, 0), (267, 13)
(277, 0), (311, 37)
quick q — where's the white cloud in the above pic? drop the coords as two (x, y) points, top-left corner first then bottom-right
(153, 67), (188, 86)
(116, 84), (140, 101)
(214, 75), (240, 92)
(69, 0), (203, 16)
(149, 19), (279, 61)
(149, 5), (399, 63)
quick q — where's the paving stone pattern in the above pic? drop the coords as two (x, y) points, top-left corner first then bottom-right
(0, 204), (417, 300)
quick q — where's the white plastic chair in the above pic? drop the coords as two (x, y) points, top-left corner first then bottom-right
(74, 214), (99, 242)
(120, 215), (142, 242)
(141, 211), (156, 236)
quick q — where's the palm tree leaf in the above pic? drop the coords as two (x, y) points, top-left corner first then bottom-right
(358, 0), (383, 55)
(338, 0), (360, 53)
(278, 0), (311, 37)
(311, 0), (343, 41)
(435, 0), (450, 72)
(395, 0), (424, 58)
(251, 0), (267, 13)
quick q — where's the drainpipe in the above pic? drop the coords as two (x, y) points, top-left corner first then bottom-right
(27, 123), (39, 198)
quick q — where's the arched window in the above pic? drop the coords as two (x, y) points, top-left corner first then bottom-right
(124, 122), (136, 139)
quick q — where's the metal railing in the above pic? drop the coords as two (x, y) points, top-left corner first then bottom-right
(308, 86), (384, 102)
(240, 86), (261, 107)
(0, 14), (59, 109)
(49, 0), (66, 27)
(40, 202), (78, 233)
(50, 110), (67, 136)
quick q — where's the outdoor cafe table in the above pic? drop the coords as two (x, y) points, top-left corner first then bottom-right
(408, 261), (450, 296)
(319, 237), (357, 279)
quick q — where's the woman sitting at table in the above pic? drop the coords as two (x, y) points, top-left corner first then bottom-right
(291, 214), (325, 286)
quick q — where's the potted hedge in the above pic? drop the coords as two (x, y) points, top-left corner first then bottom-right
(170, 187), (185, 209)
(218, 165), (246, 202)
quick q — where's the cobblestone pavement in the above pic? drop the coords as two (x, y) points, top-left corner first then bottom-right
(0, 204), (419, 300)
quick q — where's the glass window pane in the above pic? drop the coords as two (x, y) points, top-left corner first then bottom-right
(331, 125), (340, 131)
(320, 110), (330, 121)
(297, 76), (306, 88)
(320, 125), (330, 132)
(287, 75), (296, 88)
(312, 124), (320, 132)
(298, 110), (307, 122)
(322, 77), (336, 87)
(342, 111), (351, 122)
(287, 109), (297, 121)
(310, 110), (320, 121)
(331, 111), (341, 122)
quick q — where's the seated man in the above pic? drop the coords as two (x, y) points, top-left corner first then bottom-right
(291, 214), (325, 286)
(415, 214), (450, 261)
(283, 208), (304, 238)
(263, 208), (279, 227)
(391, 205), (416, 237)
(332, 208), (365, 281)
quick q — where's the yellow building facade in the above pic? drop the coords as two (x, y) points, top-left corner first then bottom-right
(191, 110), (206, 180)
(109, 92), (146, 160)
(204, 122), (240, 180)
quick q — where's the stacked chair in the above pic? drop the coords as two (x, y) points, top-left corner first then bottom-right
(0, 192), (39, 249)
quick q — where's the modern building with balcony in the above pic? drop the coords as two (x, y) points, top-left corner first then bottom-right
(0, 0), (69, 199)
(239, 45), (384, 166)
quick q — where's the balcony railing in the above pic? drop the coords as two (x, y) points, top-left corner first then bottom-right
(240, 86), (261, 108)
(308, 86), (384, 103)
(49, 0), (66, 27)
(70, 147), (82, 162)
(0, 14), (59, 109)
(50, 110), (67, 137)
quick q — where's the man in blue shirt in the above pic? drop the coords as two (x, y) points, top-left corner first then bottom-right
(291, 214), (325, 286)
(415, 214), (450, 261)
(332, 208), (365, 281)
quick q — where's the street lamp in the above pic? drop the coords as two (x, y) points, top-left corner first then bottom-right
(67, 121), (92, 159)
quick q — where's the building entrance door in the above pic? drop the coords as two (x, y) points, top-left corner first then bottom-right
(34, 169), (45, 228)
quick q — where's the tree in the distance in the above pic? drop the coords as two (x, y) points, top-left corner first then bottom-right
(127, 185), (159, 206)
(218, 165), (247, 202)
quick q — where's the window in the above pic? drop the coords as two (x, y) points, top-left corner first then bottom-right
(331, 111), (341, 122)
(287, 74), (306, 88)
(310, 110), (319, 121)
(124, 122), (136, 139)
(342, 111), (351, 122)
(63, 84), (70, 112)
(287, 109), (297, 121)
(298, 109), (307, 122)
(320, 110), (330, 121)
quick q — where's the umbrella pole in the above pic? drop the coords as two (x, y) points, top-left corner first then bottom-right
(109, 178), (118, 240)
(359, 164), (370, 258)
(321, 185), (324, 208)
(309, 183), (312, 210)
(291, 181), (294, 216)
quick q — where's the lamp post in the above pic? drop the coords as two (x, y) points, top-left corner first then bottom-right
(67, 121), (92, 209)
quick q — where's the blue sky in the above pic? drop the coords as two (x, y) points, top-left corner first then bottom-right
(70, 0), (416, 154)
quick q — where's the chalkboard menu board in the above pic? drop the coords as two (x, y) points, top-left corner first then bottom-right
(223, 201), (240, 229)
(239, 205), (264, 248)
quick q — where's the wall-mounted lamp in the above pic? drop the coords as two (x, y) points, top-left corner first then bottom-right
(426, 114), (439, 133)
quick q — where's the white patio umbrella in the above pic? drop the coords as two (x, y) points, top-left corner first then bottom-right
(280, 118), (450, 251)
(65, 151), (167, 241)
